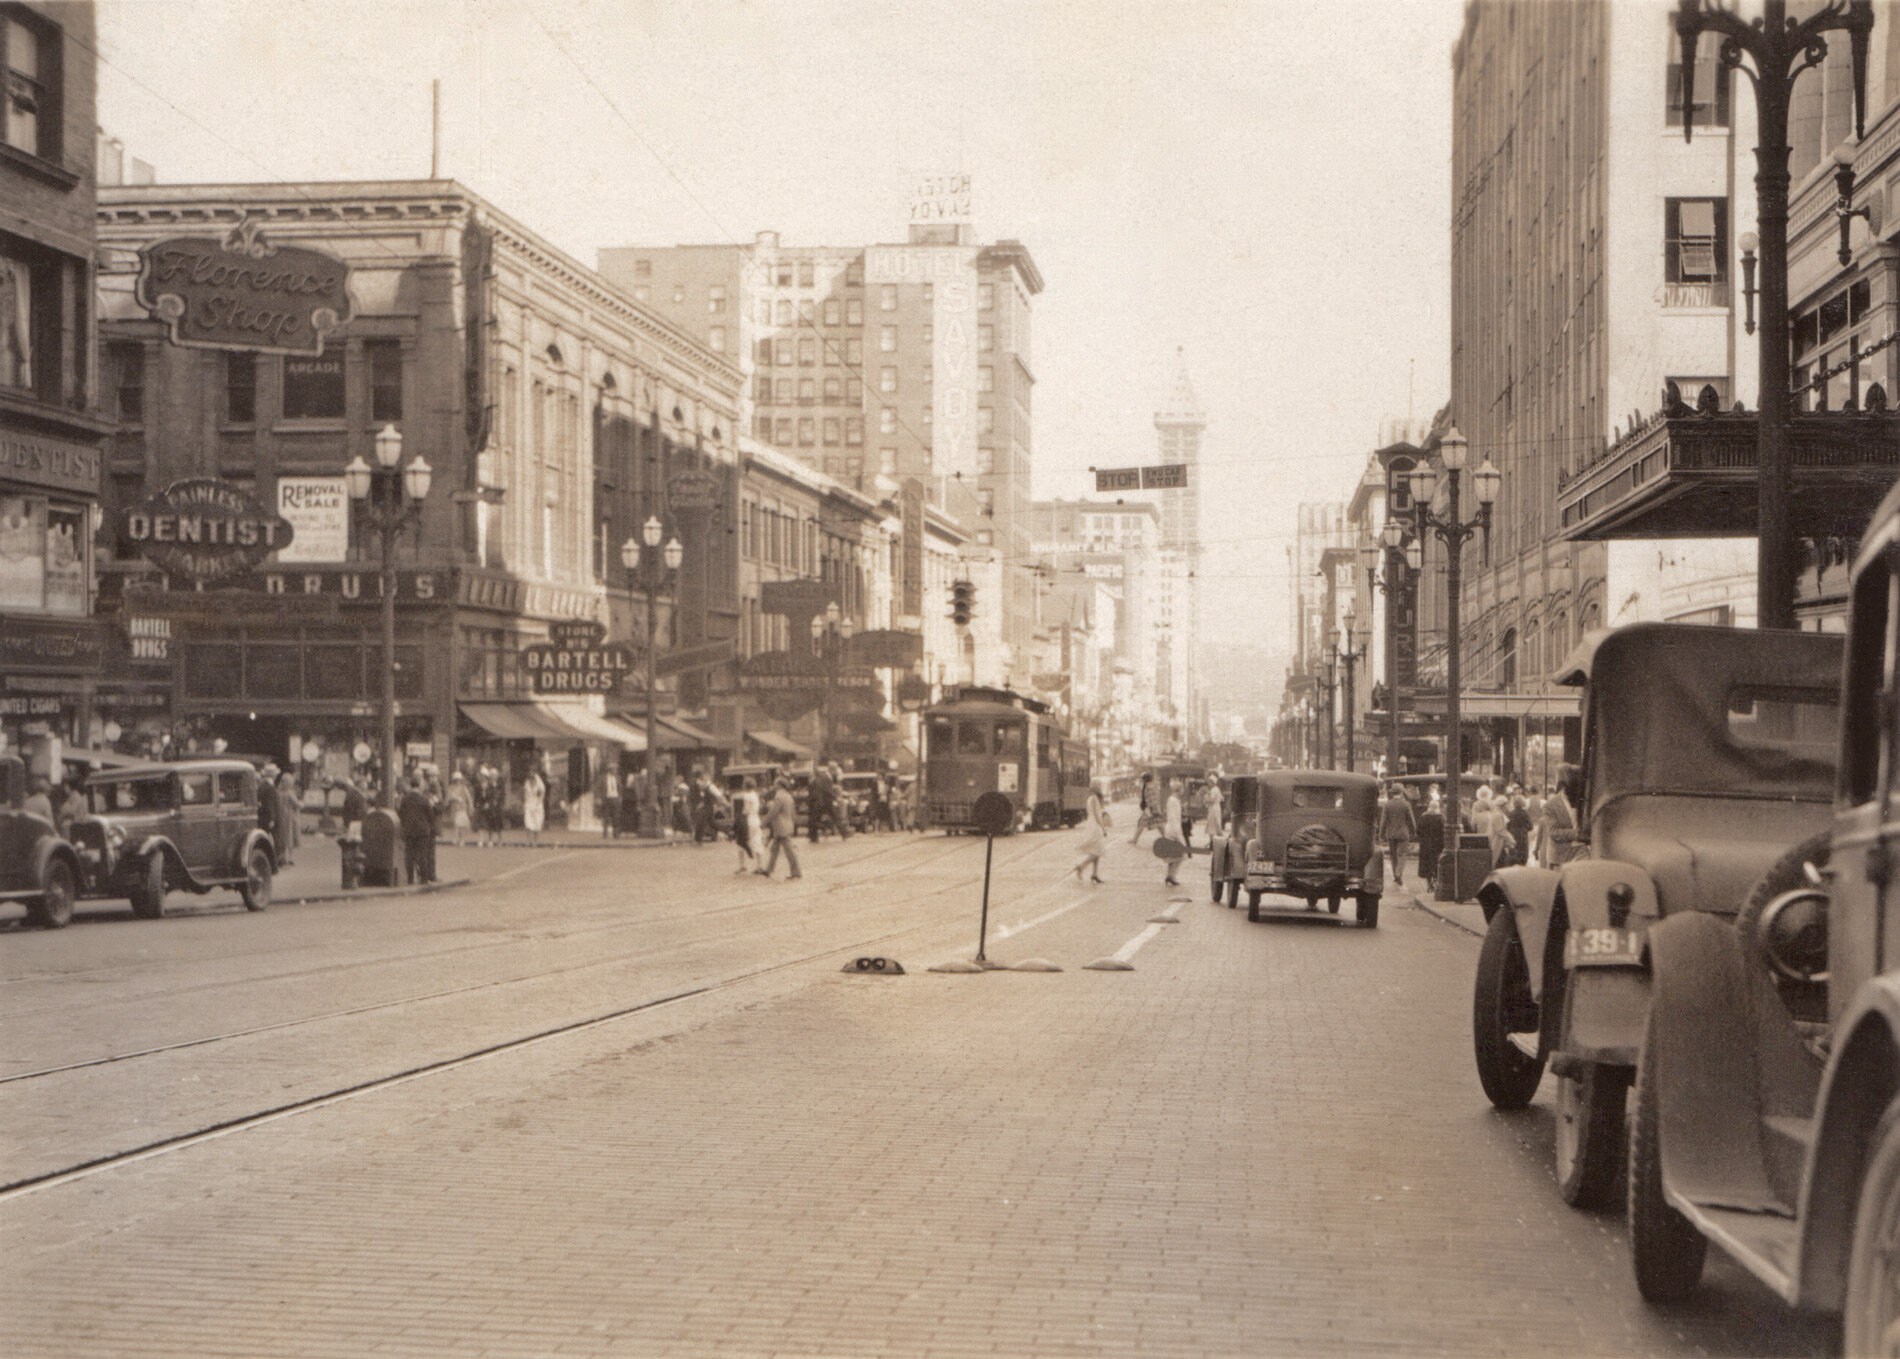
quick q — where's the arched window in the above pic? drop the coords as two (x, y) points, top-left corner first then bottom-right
(1499, 627), (1517, 687)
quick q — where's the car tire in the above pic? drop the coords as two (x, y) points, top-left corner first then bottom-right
(1209, 868), (1222, 904)
(1629, 1018), (1706, 1304)
(239, 844), (273, 912)
(1845, 1095), (1900, 1354)
(130, 852), (166, 920)
(1225, 877), (1239, 909)
(1472, 906), (1546, 1110)
(1357, 891), (1379, 929)
(1554, 1062), (1628, 1209)
(1246, 889), (1261, 922)
(29, 857), (75, 930)
(1327, 895), (1341, 914)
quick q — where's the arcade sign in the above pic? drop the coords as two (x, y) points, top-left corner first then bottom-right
(522, 619), (634, 695)
(124, 479), (294, 583)
(136, 218), (353, 356)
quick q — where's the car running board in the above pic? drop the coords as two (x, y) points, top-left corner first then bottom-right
(1667, 1194), (1801, 1304)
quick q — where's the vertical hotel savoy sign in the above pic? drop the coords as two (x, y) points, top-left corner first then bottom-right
(136, 218), (353, 357)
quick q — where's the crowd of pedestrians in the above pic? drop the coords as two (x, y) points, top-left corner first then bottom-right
(1375, 764), (1584, 892)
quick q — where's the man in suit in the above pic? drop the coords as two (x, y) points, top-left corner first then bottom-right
(758, 776), (802, 880)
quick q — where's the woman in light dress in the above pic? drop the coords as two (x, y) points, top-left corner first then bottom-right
(1072, 783), (1110, 884)
(444, 771), (475, 848)
(522, 767), (547, 847)
(734, 776), (763, 874)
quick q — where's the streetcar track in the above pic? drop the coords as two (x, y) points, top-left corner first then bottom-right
(0, 829), (966, 990)
(0, 833), (1059, 1085)
(0, 914), (929, 1202)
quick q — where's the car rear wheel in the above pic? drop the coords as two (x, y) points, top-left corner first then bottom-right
(29, 858), (75, 929)
(1473, 906), (1545, 1109)
(239, 845), (273, 912)
(130, 853), (166, 919)
(1555, 1063), (1627, 1209)
(1629, 1018), (1706, 1303)
(1357, 892), (1379, 929)
(1225, 877), (1239, 909)
(1246, 889), (1261, 922)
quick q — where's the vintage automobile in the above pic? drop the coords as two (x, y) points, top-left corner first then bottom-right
(1228, 769), (1383, 928)
(1623, 488), (1900, 1347)
(1207, 775), (1259, 907)
(0, 754), (85, 929)
(67, 759), (277, 917)
(1471, 622), (1841, 1212)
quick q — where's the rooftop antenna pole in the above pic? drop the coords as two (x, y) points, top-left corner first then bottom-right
(431, 79), (441, 179)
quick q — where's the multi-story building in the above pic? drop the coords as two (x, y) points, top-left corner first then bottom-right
(0, 3), (110, 769)
(1445, 0), (1765, 781)
(93, 179), (747, 823)
(597, 222), (1044, 675)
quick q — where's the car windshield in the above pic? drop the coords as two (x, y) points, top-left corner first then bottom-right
(91, 778), (173, 814)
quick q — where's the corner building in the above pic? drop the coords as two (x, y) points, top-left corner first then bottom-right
(95, 180), (743, 820)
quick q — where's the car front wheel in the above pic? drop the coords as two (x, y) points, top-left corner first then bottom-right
(130, 853), (167, 919)
(1473, 906), (1545, 1109)
(1555, 1062), (1628, 1209)
(239, 845), (273, 912)
(30, 858), (75, 929)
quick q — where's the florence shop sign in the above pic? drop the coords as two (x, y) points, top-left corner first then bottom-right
(136, 219), (353, 356)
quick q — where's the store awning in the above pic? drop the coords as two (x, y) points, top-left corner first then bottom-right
(653, 714), (724, 749)
(746, 729), (814, 759)
(459, 702), (645, 749)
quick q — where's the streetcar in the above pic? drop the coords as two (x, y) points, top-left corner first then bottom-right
(921, 687), (1090, 832)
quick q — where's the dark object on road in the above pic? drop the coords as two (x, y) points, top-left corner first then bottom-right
(1627, 482), (1900, 1345)
(1435, 833), (1494, 904)
(1152, 837), (1186, 861)
(1215, 769), (1381, 928)
(1470, 620), (1841, 1217)
(0, 754), (85, 928)
(66, 759), (277, 919)
(842, 956), (906, 975)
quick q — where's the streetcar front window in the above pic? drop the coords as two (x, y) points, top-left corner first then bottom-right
(956, 720), (989, 755)
(994, 722), (1025, 758)
(927, 716), (953, 759)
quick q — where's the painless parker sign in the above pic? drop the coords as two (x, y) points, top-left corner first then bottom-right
(136, 219), (353, 356)
(125, 479), (294, 583)
(522, 620), (634, 695)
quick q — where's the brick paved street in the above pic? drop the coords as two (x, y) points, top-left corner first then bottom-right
(0, 823), (1839, 1356)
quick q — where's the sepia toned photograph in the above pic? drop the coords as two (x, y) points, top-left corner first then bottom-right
(0, 1), (1894, 1354)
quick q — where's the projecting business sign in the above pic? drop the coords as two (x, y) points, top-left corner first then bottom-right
(1094, 464), (1189, 493)
(136, 219), (353, 356)
(124, 479), (295, 583)
(521, 620), (634, 695)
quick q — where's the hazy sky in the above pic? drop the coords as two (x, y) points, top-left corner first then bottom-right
(94, 0), (1464, 654)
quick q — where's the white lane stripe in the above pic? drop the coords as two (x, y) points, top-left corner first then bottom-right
(995, 893), (1092, 939)
(1113, 922), (1165, 963)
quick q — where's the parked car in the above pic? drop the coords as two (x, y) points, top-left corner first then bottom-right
(67, 759), (277, 917)
(0, 754), (85, 929)
(838, 772), (884, 829)
(1623, 488), (1900, 1346)
(1470, 622), (1842, 1212)
(1232, 769), (1383, 928)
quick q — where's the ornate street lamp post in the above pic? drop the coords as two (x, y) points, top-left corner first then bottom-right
(622, 516), (683, 837)
(1366, 521), (1422, 780)
(812, 600), (855, 765)
(1675, 0), (1872, 629)
(1410, 427), (1500, 824)
(1316, 654), (1339, 771)
(1336, 606), (1368, 775)
(344, 424), (431, 808)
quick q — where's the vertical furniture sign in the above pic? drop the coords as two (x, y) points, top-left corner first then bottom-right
(276, 476), (349, 563)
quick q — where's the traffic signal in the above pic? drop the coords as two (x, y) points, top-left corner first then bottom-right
(950, 579), (975, 626)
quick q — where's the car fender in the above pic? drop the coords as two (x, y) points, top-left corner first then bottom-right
(1208, 834), (1232, 879)
(1361, 843), (1383, 895)
(1796, 977), (1900, 1311)
(236, 827), (276, 877)
(1644, 912), (1770, 1209)
(29, 835), (80, 893)
(1475, 867), (1561, 999)
(1556, 858), (1662, 931)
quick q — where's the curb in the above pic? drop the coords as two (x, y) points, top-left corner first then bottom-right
(430, 837), (697, 851)
(279, 877), (474, 907)
(1407, 891), (1484, 938)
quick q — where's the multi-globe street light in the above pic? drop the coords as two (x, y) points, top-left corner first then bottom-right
(1410, 427), (1499, 823)
(1365, 521), (1422, 780)
(811, 600), (855, 764)
(1335, 606), (1368, 775)
(621, 516), (683, 837)
(1674, 0), (1874, 629)
(343, 423), (431, 808)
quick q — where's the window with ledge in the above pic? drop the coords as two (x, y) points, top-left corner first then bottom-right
(1794, 279), (1876, 411)
(798, 417), (814, 446)
(844, 338), (862, 365)
(708, 284), (726, 314)
(880, 326), (896, 353)
(367, 340), (402, 424)
(845, 261), (863, 287)
(979, 324), (994, 352)
(880, 284), (897, 312)
(978, 365), (994, 393)
(708, 326), (725, 353)
(823, 299), (840, 326)
(1, 10), (58, 163)
(823, 376), (841, 404)
(978, 283), (994, 310)
(846, 377), (861, 403)
(1666, 30), (1730, 128)
(225, 351), (256, 424)
(845, 417), (862, 445)
(1663, 198), (1729, 306)
(798, 261), (814, 288)
(879, 408), (895, 434)
(879, 367), (896, 393)
(107, 341), (143, 424)
(798, 338), (815, 366)
(283, 355), (345, 420)
(846, 298), (863, 326)
(823, 418), (840, 446)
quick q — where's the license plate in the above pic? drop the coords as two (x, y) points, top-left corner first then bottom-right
(1564, 926), (1645, 968)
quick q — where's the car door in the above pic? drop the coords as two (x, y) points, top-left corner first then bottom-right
(173, 770), (220, 878)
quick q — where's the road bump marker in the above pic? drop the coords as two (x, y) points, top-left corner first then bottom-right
(1084, 921), (1165, 971)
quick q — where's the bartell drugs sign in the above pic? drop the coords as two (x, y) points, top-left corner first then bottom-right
(522, 620), (634, 695)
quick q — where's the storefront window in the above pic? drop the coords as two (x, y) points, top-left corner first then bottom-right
(0, 494), (88, 616)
